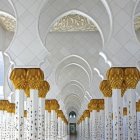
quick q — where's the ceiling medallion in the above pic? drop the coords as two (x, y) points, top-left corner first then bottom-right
(135, 16), (140, 31)
(50, 14), (98, 32)
(0, 14), (16, 32)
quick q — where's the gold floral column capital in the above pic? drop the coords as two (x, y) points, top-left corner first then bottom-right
(26, 68), (44, 89)
(24, 110), (27, 118)
(10, 68), (27, 90)
(123, 107), (127, 116)
(45, 100), (51, 113)
(124, 67), (140, 89)
(98, 99), (104, 110)
(57, 110), (64, 118)
(107, 67), (124, 89)
(83, 110), (90, 118)
(136, 101), (140, 112)
(7, 103), (15, 114)
(100, 80), (112, 97)
(50, 99), (60, 111)
(88, 99), (99, 111)
(38, 81), (50, 98)
(0, 100), (9, 111)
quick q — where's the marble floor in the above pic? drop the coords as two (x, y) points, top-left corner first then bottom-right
(64, 135), (77, 140)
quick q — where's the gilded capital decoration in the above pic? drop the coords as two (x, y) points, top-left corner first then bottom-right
(123, 107), (127, 116)
(45, 100), (51, 112)
(83, 110), (90, 118)
(0, 100), (9, 111)
(10, 68), (27, 90)
(0, 14), (16, 32)
(38, 81), (50, 98)
(121, 81), (127, 97)
(107, 67), (124, 89)
(57, 110), (64, 118)
(100, 80), (112, 97)
(88, 99), (100, 111)
(24, 110), (27, 117)
(7, 103), (15, 114)
(50, 14), (97, 32)
(26, 68), (44, 89)
(136, 101), (140, 112)
(124, 67), (139, 89)
(49, 99), (60, 111)
(98, 99), (104, 110)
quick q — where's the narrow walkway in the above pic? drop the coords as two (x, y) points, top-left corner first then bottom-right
(64, 135), (77, 140)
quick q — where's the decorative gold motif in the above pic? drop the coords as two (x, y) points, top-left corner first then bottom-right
(1, 14), (140, 33)
(135, 16), (140, 30)
(121, 81), (127, 97)
(83, 110), (90, 118)
(38, 81), (50, 98)
(88, 99), (104, 112)
(57, 110), (64, 118)
(10, 68), (27, 90)
(124, 67), (139, 89)
(45, 100), (51, 112)
(24, 110), (27, 117)
(50, 14), (97, 32)
(100, 80), (112, 97)
(136, 101), (140, 112)
(88, 99), (98, 111)
(107, 67), (124, 89)
(98, 99), (104, 110)
(123, 107), (127, 116)
(0, 100), (9, 111)
(7, 103), (15, 114)
(49, 99), (60, 111)
(26, 68), (44, 89)
(0, 14), (16, 32)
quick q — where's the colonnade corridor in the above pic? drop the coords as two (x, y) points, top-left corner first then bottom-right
(1, 0), (140, 140)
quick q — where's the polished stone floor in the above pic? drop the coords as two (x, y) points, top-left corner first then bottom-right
(64, 135), (77, 140)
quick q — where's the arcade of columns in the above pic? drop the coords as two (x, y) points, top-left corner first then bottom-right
(78, 67), (140, 140)
(0, 68), (68, 140)
(0, 67), (140, 140)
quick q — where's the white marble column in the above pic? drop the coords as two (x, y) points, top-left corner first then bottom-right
(27, 89), (38, 140)
(84, 117), (90, 140)
(90, 110), (97, 140)
(15, 89), (24, 140)
(11, 113), (15, 140)
(10, 69), (27, 140)
(45, 110), (51, 140)
(38, 81), (50, 140)
(126, 89), (137, 139)
(6, 112), (12, 140)
(38, 98), (45, 140)
(50, 110), (57, 140)
(96, 111), (101, 140)
(137, 101), (140, 140)
(24, 111), (27, 140)
(81, 119), (85, 139)
(57, 117), (62, 140)
(0, 109), (3, 139)
(123, 108), (128, 140)
(100, 110), (105, 140)
(105, 97), (113, 140)
(124, 67), (139, 140)
(112, 89), (123, 140)
(100, 80), (112, 140)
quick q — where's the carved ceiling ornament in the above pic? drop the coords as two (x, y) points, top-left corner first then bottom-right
(135, 16), (140, 31)
(0, 13), (140, 32)
(50, 13), (98, 32)
(0, 14), (16, 32)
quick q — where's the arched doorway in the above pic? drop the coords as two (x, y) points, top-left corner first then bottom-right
(69, 111), (77, 135)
